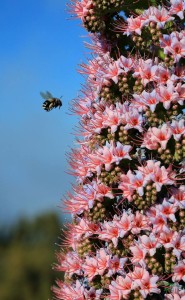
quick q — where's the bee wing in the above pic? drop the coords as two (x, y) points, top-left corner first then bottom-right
(45, 91), (53, 98)
(40, 91), (48, 99)
(40, 91), (54, 99)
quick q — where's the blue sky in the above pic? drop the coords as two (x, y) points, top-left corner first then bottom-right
(0, 0), (88, 224)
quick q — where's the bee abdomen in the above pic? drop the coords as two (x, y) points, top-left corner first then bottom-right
(42, 98), (62, 111)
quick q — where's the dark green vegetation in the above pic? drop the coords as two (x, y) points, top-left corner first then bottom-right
(0, 212), (62, 300)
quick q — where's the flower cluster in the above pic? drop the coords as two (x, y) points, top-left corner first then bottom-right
(53, 0), (185, 299)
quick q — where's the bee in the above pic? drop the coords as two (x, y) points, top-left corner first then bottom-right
(40, 91), (62, 112)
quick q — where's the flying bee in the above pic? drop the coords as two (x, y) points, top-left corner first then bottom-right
(40, 91), (62, 112)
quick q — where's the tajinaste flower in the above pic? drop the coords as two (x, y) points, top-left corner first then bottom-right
(54, 1), (185, 299)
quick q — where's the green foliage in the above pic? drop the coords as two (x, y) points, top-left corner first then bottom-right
(0, 212), (62, 300)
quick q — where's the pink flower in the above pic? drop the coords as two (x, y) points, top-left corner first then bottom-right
(131, 267), (149, 288)
(172, 260), (185, 282)
(64, 183), (97, 214)
(156, 66), (174, 84)
(131, 211), (151, 234)
(90, 111), (106, 134)
(171, 185), (185, 208)
(84, 287), (103, 300)
(170, 38), (185, 62)
(103, 107), (121, 133)
(151, 124), (172, 149)
(157, 199), (177, 222)
(111, 142), (132, 163)
(109, 280), (122, 300)
(160, 34), (173, 54)
(104, 60), (123, 83)
(135, 89), (160, 112)
(139, 274), (160, 298)
(142, 128), (159, 150)
(158, 84), (179, 110)
(56, 252), (82, 277)
(151, 165), (174, 192)
(88, 151), (103, 175)
(170, 0), (185, 19)
(130, 242), (147, 266)
(125, 15), (145, 35)
(83, 256), (98, 281)
(175, 83), (185, 105)
(138, 160), (161, 179)
(170, 119), (185, 141)
(97, 144), (114, 171)
(116, 211), (133, 237)
(53, 280), (85, 300)
(152, 214), (168, 233)
(139, 234), (159, 256)
(93, 181), (114, 201)
(124, 108), (143, 132)
(127, 170), (146, 196)
(97, 248), (110, 275)
(119, 171), (135, 201)
(133, 59), (158, 86)
(158, 229), (176, 248)
(107, 256), (127, 276)
(69, 0), (92, 21)
(150, 7), (174, 28)
(172, 234), (185, 259)
(73, 219), (99, 240)
(112, 275), (133, 298)
(119, 56), (134, 72)
(165, 286), (185, 299)
(98, 220), (119, 247)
